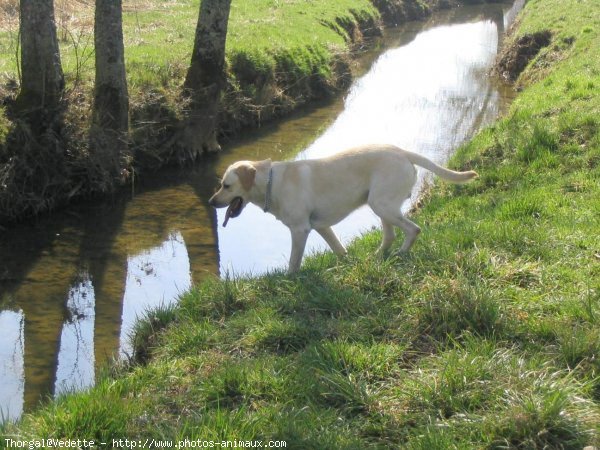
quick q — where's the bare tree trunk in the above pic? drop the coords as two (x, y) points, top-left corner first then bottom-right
(180, 0), (232, 159)
(91, 0), (129, 187)
(15, 0), (64, 128)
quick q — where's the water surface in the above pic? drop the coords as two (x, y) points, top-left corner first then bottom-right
(0, 1), (521, 421)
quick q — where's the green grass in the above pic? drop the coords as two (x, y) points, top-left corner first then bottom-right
(2, 0), (600, 447)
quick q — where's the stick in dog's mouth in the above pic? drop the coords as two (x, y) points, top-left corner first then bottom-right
(222, 197), (244, 227)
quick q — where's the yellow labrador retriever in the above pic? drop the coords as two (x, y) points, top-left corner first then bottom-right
(209, 144), (477, 273)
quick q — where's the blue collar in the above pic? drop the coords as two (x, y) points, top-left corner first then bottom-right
(263, 167), (273, 213)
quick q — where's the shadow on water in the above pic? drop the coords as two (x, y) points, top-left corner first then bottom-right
(0, 1), (522, 421)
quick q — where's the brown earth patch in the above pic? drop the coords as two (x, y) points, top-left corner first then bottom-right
(371, 0), (432, 26)
(495, 30), (552, 82)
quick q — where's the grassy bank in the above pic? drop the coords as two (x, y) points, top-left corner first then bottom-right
(2, 0), (600, 447)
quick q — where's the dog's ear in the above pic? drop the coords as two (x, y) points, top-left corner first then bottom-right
(235, 163), (257, 191)
(254, 158), (272, 171)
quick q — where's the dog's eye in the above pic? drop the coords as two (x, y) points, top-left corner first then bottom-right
(222, 183), (231, 190)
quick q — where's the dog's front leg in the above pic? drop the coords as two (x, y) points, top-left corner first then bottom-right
(288, 227), (310, 273)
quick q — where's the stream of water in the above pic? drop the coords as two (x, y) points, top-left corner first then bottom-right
(0, 1), (522, 422)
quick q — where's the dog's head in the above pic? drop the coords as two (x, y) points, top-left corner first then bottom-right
(209, 160), (270, 226)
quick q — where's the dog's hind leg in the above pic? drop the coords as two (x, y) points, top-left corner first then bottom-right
(316, 227), (347, 257)
(394, 215), (421, 252)
(370, 201), (421, 254)
(377, 219), (396, 256)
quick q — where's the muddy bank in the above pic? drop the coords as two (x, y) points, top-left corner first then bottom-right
(495, 29), (552, 82)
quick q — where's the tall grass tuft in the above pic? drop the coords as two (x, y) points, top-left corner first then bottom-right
(129, 302), (179, 364)
(416, 276), (504, 341)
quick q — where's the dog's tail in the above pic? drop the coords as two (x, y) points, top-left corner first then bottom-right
(404, 150), (478, 184)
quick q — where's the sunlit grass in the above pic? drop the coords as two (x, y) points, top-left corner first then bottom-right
(0, 0), (378, 93)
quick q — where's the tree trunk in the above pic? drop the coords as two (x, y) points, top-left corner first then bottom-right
(181, 0), (232, 159)
(91, 0), (130, 187)
(15, 0), (65, 128)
